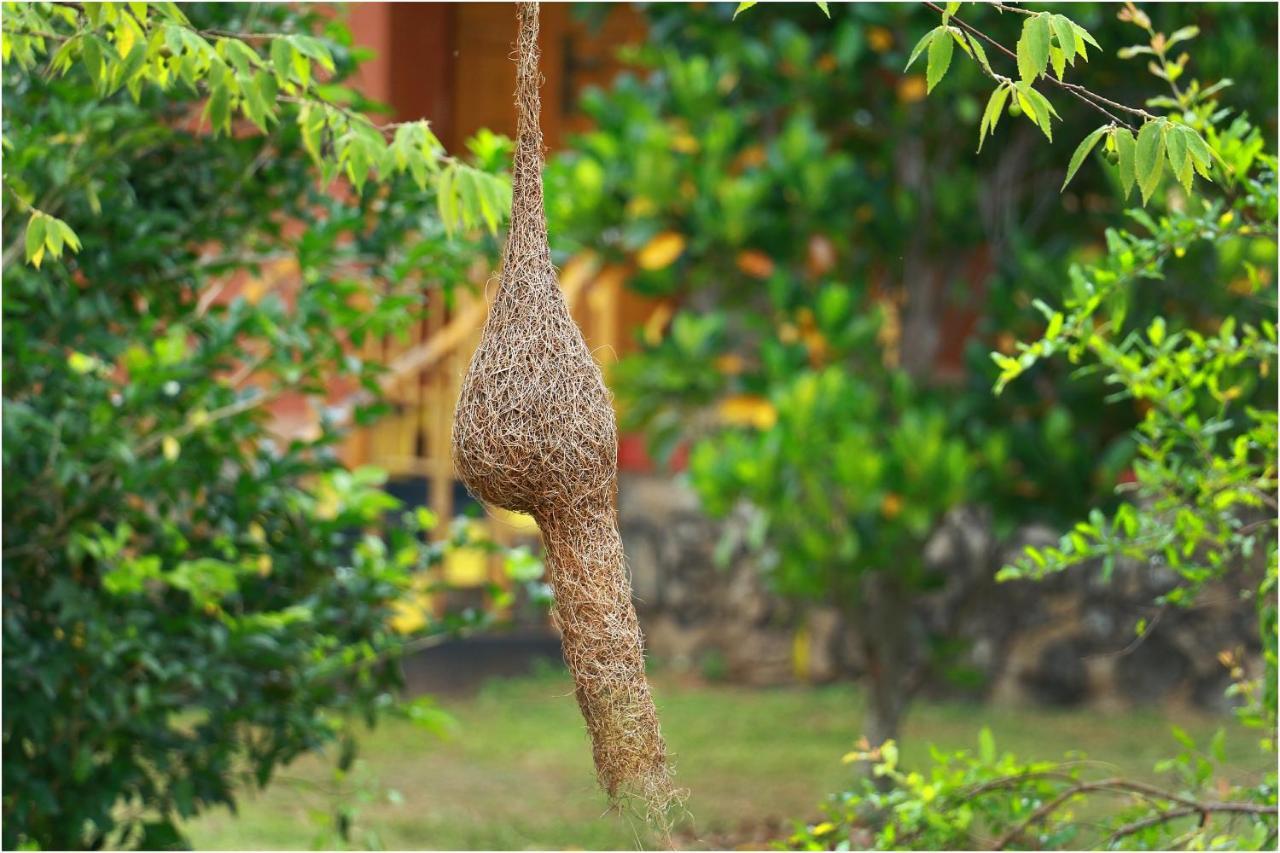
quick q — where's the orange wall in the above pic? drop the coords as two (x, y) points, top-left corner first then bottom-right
(345, 3), (645, 151)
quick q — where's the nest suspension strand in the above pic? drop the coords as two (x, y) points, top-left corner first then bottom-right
(451, 0), (681, 822)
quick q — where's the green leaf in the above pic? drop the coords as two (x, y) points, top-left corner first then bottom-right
(436, 164), (457, 236)
(291, 46), (311, 88)
(1049, 44), (1065, 80)
(965, 33), (991, 74)
(270, 37), (293, 85)
(67, 351), (99, 375)
(109, 41), (148, 95)
(82, 34), (104, 87)
(45, 216), (64, 256)
(978, 84), (1009, 152)
(814, 1), (830, 17)
(1135, 119), (1165, 203)
(733, 1), (757, 19)
(206, 81), (231, 135)
(1164, 124), (1193, 191)
(1182, 126), (1215, 180)
(1164, 123), (1188, 176)
(1062, 125), (1107, 190)
(979, 727), (996, 764)
(1148, 316), (1166, 346)
(926, 26), (954, 93)
(288, 34), (335, 72)
(1114, 127), (1136, 199)
(1049, 15), (1078, 65)
(1210, 728), (1226, 762)
(56, 219), (81, 253)
(1017, 13), (1051, 82)
(1072, 21), (1101, 54)
(24, 213), (46, 265)
(1015, 82), (1056, 141)
(905, 28), (936, 72)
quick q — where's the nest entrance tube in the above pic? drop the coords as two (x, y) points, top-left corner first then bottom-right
(451, 0), (680, 822)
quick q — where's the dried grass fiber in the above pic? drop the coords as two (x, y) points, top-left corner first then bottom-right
(451, 0), (680, 823)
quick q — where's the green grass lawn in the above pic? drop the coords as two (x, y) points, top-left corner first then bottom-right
(186, 668), (1269, 850)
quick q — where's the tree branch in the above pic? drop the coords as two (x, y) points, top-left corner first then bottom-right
(920, 1), (1151, 132)
(989, 775), (1278, 850)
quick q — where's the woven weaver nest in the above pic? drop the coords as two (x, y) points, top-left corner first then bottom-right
(451, 1), (681, 824)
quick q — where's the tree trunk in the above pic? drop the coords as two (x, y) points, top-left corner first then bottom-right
(848, 571), (918, 785)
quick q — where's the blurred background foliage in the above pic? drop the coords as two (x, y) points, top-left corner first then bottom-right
(544, 0), (1277, 794)
(547, 2), (1275, 531)
(2, 3), (520, 848)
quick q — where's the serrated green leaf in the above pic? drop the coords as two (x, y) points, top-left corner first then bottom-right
(1135, 119), (1165, 203)
(978, 84), (1009, 152)
(1049, 15), (1078, 65)
(1049, 44), (1065, 80)
(1017, 13), (1051, 82)
(905, 28), (936, 72)
(1016, 83), (1056, 140)
(1062, 125), (1107, 190)
(966, 33), (991, 74)
(1072, 21), (1101, 53)
(1114, 128), (1136, 199)
(1174, 152), (1194, 192)
(1014, 85), (1038, 125)
(1182, 126), (1215, 180)
(926, 26), (954, 93)
(1165, 124), (1191, 191)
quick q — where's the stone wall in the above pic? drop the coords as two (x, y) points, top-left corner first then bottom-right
(618, 472), (1262, 712)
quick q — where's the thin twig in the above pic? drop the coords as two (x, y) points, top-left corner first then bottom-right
(991, 776), (1277, 850)
(1107, 806), (1198, 843)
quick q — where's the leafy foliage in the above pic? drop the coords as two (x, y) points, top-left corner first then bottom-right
(2, 1), (508, 259)
(788, 729), (1277, 850)
(549, 0), (1275, 759)
(2, 3), (516, 849)
(688, 367), (971, 602)
(979, 5), (1278, 739)
(790, 2), (1277, 848)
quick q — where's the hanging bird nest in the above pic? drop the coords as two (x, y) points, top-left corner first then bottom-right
(451, 0), (682, 826)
